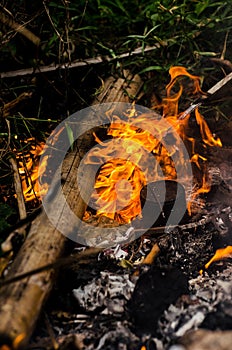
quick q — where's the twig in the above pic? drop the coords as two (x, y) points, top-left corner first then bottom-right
(210, 57), (232, 73)
(0, 248), (102, 287)
(179, 71), (232, 120)
(42, 1), (63, 43)
(9, 157), (27, 220)
(207, 70), (232, 95)
(0, 45), (160, 79)
(0, 119), (11, 159)
(44, 313), (59, 350)
(134, 212), (216, 235)
(1, 92), (32, 118)
(0, 10), (40, 46)
(142, 243), (160, 265)
(220, 31), (229, 60)
(1, 156), (28, 253)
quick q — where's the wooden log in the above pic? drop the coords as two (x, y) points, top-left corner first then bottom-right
(93, 70), (144, 103)
(0, 71), (143, 349)
(180, 329), (232, 350)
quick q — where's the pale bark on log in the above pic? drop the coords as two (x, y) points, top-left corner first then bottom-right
(180, 329), (232, 350)
(0, 71), (143, 348)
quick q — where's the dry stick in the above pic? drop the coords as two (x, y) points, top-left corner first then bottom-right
(1, 157), (27, 253)
(207, 71), (232, 95)
(44, 313), (59, 350)
(0, 140), (100, 350)
(0, 11), (41, 46)
(1, 92), (32, 118)
(142, 243), (160, 265)
(209, 57), (232, 73)
(0, 71), (143, 349)
(18, 211), (211, 269)
(0, 93), (32, 161)
(220, 30), (229, 60)
(0, 248), (102, 288)
(0, 28), (205, 80)
(1, 93), (33, 250)
(0, 45), (161, 79)
(8, 157), (27, 220)
(0, 29), (204, 79)
(180, 329), (232, 350)
(179, 71), (232, 120)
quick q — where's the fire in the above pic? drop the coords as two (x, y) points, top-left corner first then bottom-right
(16, 138), (48, 202)
(15, 126), (65, 203)
(195, 108), (222, 148)
(0, 333), (25, 350)
(155, 66), (222, 213)
(84, 109), (181, 224)
(200, 246), (232, 274)
(84, 66), (221, 224)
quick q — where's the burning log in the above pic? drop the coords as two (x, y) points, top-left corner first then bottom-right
(0, 147), (96, 349)
(0, 71), (143, 349)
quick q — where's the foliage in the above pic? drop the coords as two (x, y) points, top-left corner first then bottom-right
(0, 203), (15, 236)
(0, 0), (232, 71)
(0, 0), (231, 153)
(0, 0), (232, 233)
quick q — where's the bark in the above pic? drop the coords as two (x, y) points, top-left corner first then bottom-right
(0, 71), (143, 349)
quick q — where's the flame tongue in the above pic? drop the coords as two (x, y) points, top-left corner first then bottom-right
(166, 66), (204, 95)
(15, 67), (222, 226)
(195, 108), (222, 147)
(84, 66), (222, 224)
(17, 138), (48, 202)
(85, 112), (180, 224)
(203, 246), (232, 271)
(94, 158), (146, 223)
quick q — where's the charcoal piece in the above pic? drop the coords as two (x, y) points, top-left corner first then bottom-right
(139, 180), (188, 228)
(200, 301), (232, 330)
(127, 265), (188, 335)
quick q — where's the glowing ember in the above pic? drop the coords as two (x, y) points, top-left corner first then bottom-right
(200, 246), (232, 274)
(16, 138), (48, 202)
(204, 246), (232, 271)
(84, 66), (222, 224)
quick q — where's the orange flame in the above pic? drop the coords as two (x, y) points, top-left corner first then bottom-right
(195, 108), (222, 147)
(84, 66), (222, 224)
(16, 138), (48, 202)
(0, 333), (26, 350)
(16, 68), (222, 225)
(201, 246), (232, 272)
(157, 66), (222, 210)
(84, 110), (180, 223)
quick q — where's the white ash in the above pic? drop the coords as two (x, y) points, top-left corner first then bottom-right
(158, 262), (232, 342)
(103, 244), (128, 260)
(73, 271), (135, 314)
(169, 346), (186, 350)
(94, 322), (138, 350)
(175, 311), (205, 337)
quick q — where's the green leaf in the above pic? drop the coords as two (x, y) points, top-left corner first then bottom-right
(75, 26), (98, 31)
(65, 123), (74, 151)
(139, 65), (164, 74)
(195, 1), (209, 16)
